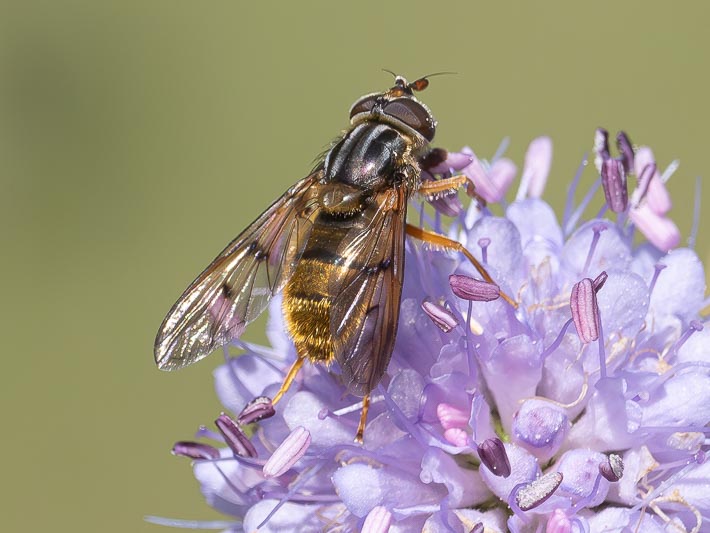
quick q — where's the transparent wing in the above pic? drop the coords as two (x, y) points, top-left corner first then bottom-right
(155, 172), (322, 370)
(329, 186), (408, 396)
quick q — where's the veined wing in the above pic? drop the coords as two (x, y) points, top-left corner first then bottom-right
(155, 172), (322, 370)
(329, 185), (408, 395)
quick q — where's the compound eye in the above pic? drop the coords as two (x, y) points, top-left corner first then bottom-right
(383, 99), (435, 141)
(349, 95), (379, 119)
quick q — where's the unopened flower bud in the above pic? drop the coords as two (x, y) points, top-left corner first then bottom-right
(512, 399), (569, 461)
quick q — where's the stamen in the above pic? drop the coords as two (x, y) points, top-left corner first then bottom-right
(564, 178), (601, 237)
(647, 263), (667, 297)
(582, 223), (607, 275)
(599, 453), (624, 482)
(540, 318), (574, 359)
(569, 471), (604, 511)
(492, 136), (510, 163)
(632, 163), (657, 206)
(570, 278), (600, 344)
(470, 523), (484, 533)
(421, 301), (459, 333)
(477, 237), (491, 264)
(263, 426), (311, 478)
(215, 413), (257, 458)
(258, 462), (326, 529)
(563, 154), (588, 233)
(616, 131), (634, 175)
(477, 438), (511, 478)
(593, 271), (608, 292)
(361, 506), (392, 533)
(593, 128), (610, 172)
(171, 441), (220, 460)
(660, 159), (680, 184)
(600, 158), (628, 213)
(144, 516), (238, 529)
(331, 395), (383, 417)
(669, 320), (704, 358)
(512, 471), (563, 512)
(631, 457), (703, 514)
(237, 396), (275, 425)
(449, 274), (500, 302)
(195, 425), (223, 441)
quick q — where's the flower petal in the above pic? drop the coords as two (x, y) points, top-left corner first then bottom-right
(523, 136), (553, 198)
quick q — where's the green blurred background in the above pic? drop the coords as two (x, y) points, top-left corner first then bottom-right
(2, 1), (708, 531)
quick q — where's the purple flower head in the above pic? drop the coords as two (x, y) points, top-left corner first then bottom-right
(155, 131), (710, 533)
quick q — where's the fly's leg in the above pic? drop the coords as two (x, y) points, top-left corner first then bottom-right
(405, 223), (518, 308)
(417, 174), (468, 199)
(355, 394), (370, 444)
(418, 172), (487, 207)
(272, 353), (306, 405)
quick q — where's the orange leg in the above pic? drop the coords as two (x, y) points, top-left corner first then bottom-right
(354, 394), (370, 444)
(272, 354), (305, 405)
(406, 223), (517, 308)
(418, 175), (468, 197)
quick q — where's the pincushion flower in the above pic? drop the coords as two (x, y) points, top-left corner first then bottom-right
(150, 131), (710, 533)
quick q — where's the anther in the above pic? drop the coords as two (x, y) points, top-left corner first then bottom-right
(449, 274), (500, 302)
(171, 441), (220, 460)
(263, 426), (311, 478)
(593, 128), (610, 172)
(215, 413), (257, 458)
(615, 131), (634, 175)
(477, 438), (511, 478)
(513, 471), (564, 511)
(582, 223), (607, 275)
(600, 158), (628, 213)
(599, 453), (624, 482)
(237, 396), (275, 425)
(570, 278), (600, 344)
(421, 301), (459, 333)
(592, 271), (608, 292)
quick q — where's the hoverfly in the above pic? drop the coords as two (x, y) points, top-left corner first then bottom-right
(155, 74), (514, 442)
